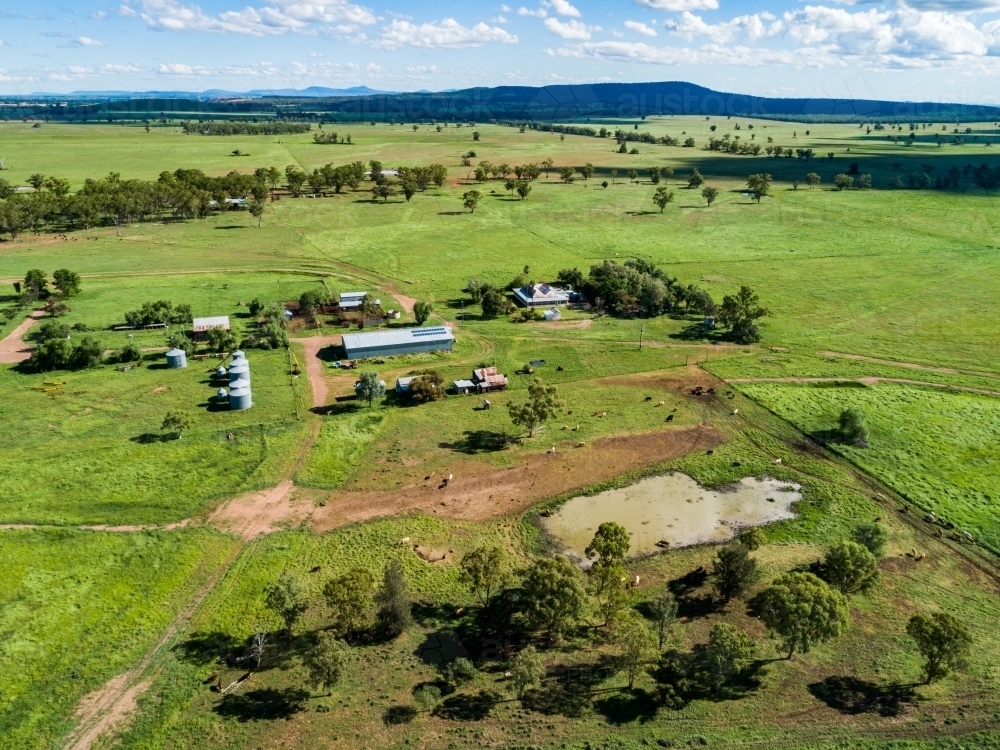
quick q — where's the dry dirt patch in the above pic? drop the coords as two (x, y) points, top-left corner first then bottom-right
(207, 479), (312, 539)
(311, 424), (723, 532)
(291, 335), (342, 409)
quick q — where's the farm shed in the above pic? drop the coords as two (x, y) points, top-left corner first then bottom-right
(543, 308), (562, 321)
(513, 283), (571, 308)
(340, 292), (380, 311)
(192, 315), (230, 340)
(396, 376), (417, 393)
(472, 367), (508, 392)
(342, 326), (454, 360)
(453, 379), (476, 394)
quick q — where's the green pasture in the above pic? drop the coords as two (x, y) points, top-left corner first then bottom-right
(0, 345), (307, 525)
(739, 381), (1000, 553)
(0, 528), (235, 750)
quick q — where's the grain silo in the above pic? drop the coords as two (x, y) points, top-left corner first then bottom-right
(229, 361), (250, 384)
(166, 348), (188, 369)
(229, 386), (252, 410)
(229, 377), (250, 392)
(217, 387), (228, 402)
(231, 350), (246, 361)
(215, 365), (227, 378)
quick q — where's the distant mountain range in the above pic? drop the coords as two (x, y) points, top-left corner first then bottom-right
(23, 85), (396, 100)
(7, 81), (1000, 123)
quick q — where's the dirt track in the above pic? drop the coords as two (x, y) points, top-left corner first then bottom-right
(291, 335), (341, 408)
(207, 479), (312, 539)
(0, 310), (44, 363)
(311, 424), (724, 531)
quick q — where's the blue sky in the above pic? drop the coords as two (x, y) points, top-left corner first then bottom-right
(4, 0), (1000, 102)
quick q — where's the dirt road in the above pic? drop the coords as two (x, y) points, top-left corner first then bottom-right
(291, 335), (341, 408)
(0, 310), (44, 363)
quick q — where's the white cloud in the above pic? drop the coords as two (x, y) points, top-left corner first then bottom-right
(76, 36), (105, 46)
(544, 17), (600, 39)
(549, 0), (581, 18)
(490, 14), (508, 22)
(518, 6), (547, 17)
(366, 61), (382, 71)
(100, 63), (142, 74)
(375, 18), (517, 49)
(117, 4), (138, 16)
(552, 40), (802, 67)
(634, 0), (718, 11)
(624, 19), (657, 37)
(133, 0), (375, 36)
(90, 10), (109, 19)
(500, 3), (511, 10)
(666, 11), (782, 44)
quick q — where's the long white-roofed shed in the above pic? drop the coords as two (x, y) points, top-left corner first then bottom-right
(342, 326), (454, 360)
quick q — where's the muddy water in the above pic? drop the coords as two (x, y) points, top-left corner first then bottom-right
(542, 473), (801, 560)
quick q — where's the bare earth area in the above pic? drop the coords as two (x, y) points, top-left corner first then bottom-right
(206, 479), (312, 540)
(0, 310), (44, 363)
(311, 424), (723, 532)
(291, 335), (341, 408)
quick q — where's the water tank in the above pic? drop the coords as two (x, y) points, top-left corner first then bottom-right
(217, 387), (228, 401)
(165, 348), (187, 369)
(216, 365), (227, 378)
(229, 361), (250, 383)
(231, 350), (246, 361)
(229, 386), (252, 411)
(229, 377), (250, 391)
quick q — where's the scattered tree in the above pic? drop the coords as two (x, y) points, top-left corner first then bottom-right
(738, 527), (766, 552)
(303, 632), (350, 695)
(590, 560), (628, 627)
(701, 186), (720, 207)
(264, 571), (308, 639)
(463, 190), (481, 213)
(356, 371), (386, 407)
(751, 572), (850, 659)
(838, 407), (868, 444)
(480, 287), (509, 319)
(206, 326), (236, 353)
(648, 588), (678, 650)
(853, 522), (888, 558)
(516, 180), (532, 200)
(248, 198), (265, 227)
(653, 187), (675, 213)
(823, 540), (880, 595)
(613, 611), (658, 689)
(161, 410), (194, 439)
(687, 168), (705, 189)
(323, 568), (375, 641)
(834, 173), (854, 191)
(510, 645), (545, 697)
(907, 612), (972, 684)
(52, 269), (81, 297)
(460, 545), (510, 611)
(522, 556), (587, 643)
(702, 623), (757, 692)
(413, 300), (433, 325)
(409, 370), (445, 402)
(805, 172), (821, 189)
(376, 559), (412, 638)
(718, 285), (771, 344)
(559, 166), (575, 184)
(713, 543), (759, 604)
(507, 378), (562, 437)
(24, 269), (47, 298)
(628, 169), (638, 183)
(586, 522), (630, 566)
(248, 623), (268, 670)
(746, 173), (772, 203)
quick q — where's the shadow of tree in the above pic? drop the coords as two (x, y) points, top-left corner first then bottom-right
(808, 676), (917, 717)
(520, 655), (619, 718)
(440, 430), (511, 454)
(213, 687), (309, 722)
(383, 704), (419, 725)
(311, 401), (363, 416)
(173, 631), (239, 665)
(130, 432), (173, 444)
(592, 688), (659, 725)
(433, 690), (502, 721)
(667, 567), (719, 620)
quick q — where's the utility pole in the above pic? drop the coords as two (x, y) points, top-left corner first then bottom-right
(638, 321), (644, 351)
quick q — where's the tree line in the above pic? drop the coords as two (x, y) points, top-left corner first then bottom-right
(181, 121), (312, 136)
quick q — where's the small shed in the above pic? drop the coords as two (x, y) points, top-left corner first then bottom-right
(543, 308), (562, 321)
(165, 348), (188, 369)
(192, 316), (230, 341)
(396, 376), (418, 393)
(453, 379), (476, 395)
(339, 292), (379, 311)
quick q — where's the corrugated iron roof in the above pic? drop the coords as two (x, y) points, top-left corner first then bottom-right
(192, 315), (230, 331)
(342, 326), (454, 351)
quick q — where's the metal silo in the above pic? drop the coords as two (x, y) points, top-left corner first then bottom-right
(231, 350), (246, 361)
(229, 386), (252, 410)
(165, 348), (188, 368)
(216, 365), (227, 378)
(229, 361), (250, 384)
(228, 377), (250, 392)
(217, 387), (228, 402)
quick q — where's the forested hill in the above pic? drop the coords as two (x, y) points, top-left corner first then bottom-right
(8, 81), (1000, 123)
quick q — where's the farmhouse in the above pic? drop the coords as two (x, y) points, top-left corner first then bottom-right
(342, 326), (454, 360)
(513, 282), (571, 308)
(472, 366), (509, 391)
(192, 315), (230, 340)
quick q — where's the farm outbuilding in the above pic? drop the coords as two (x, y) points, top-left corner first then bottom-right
(453, 379), (476, 394)
(342, 326), (454, 360)
(192, 316), (230, 340)
(472, 367), (509, 392)
(396, 376), (417, 393)
(165, 348), (188, 368)
(339, 292), (380, 311)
